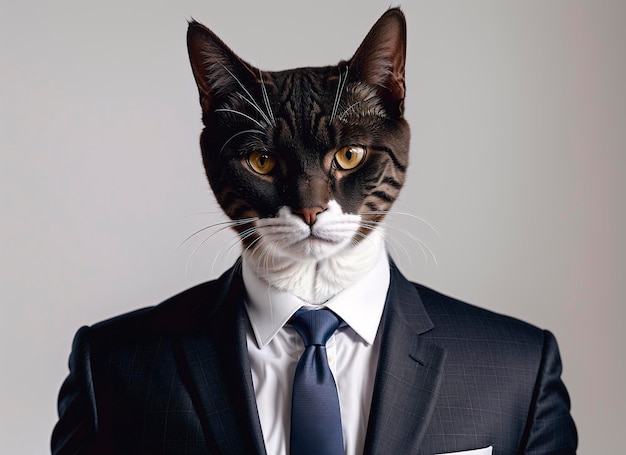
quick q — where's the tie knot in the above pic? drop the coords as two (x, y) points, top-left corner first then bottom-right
(290, 309), (341, 347)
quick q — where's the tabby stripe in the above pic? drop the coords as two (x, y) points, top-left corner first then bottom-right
(381, 176), (402, 188)
(302, 74), (324, 135)
(279, 77), (298, 133)
(371, 191), (395, 203)
(303, 72), (323, 93)
(371, 146), (407, 173)
(310, 101), (324, 138)
(280, 74), (297, 103)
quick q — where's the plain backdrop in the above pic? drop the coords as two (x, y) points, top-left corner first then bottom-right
(2, 1), (625, 453)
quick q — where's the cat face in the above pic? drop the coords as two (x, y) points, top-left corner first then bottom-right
(187, 9), (409, 262)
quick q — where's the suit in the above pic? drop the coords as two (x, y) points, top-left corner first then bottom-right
(52, 261), (577, 454)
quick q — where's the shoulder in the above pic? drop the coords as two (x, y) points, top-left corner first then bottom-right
(85, 265), (243, 350)
(401, 284), (576, 450)
(412, 281), (547, 355)
(410, 282), (563, 409)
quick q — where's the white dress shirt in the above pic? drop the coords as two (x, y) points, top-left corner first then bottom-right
(243, 251), (390, 455)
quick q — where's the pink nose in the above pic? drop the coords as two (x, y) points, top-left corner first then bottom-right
(294, 207), (325, 226)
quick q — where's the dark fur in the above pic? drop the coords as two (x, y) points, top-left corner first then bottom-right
(187, 9), (410, 245)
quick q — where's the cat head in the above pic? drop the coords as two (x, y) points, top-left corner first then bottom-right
(187, 9), (409, 264)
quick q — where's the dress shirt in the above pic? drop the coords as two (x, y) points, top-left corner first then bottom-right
(243, 251), (390, 455)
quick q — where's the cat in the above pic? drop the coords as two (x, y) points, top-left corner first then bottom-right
(187, 8), (409, 304)
(51, 10), (577, 453)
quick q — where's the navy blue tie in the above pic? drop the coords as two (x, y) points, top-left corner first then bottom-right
(290, 309), (344, 455)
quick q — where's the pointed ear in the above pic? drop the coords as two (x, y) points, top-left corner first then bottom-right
(187, 20), (257, 112)
(349, 8), (407, 117)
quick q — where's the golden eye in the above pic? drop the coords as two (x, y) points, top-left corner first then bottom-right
(334, 145), (366, 170)
(247, 151), (276, 175)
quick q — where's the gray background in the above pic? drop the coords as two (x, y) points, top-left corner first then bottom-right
(2, 0), (624, 453)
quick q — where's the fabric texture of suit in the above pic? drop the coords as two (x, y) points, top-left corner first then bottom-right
(52, 261), (577, 454)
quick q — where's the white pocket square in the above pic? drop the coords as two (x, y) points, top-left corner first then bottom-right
(436, 447), (493, 455)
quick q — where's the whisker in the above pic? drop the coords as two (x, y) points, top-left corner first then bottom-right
(259, 69), (276, 127)
(183, 217), (257, 279)
(360, 210), (440, 237)
(361, 219), (439, 269)
(359, 222), (413, 269)
(219, 129), (266, 157)
(220, 64), (273, 126)
(231, 255), (244, 277)
(245, 237), (275, 276)
(337, 100), (362, 119)
(331, 65), (349, 122)
(211, 233), (243, 273)
(211, 226), (258, 273)
(215, 108), (266, 129)
(179, 217), (257, 249)
(352, 229), (384, 252)
(257, 242), (273, 273)
(337, 95), (377, 120)
(242, 232), (265, 257)
(330, 68), (343, 122)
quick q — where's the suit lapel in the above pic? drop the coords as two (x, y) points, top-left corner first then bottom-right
(171, 260), (445, 454)
(175, 265), (266, 455)
(364, 262), (446, 454)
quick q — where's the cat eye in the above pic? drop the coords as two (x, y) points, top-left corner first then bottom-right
(334, 145), (366, 170)
(247, 151), (277, 175)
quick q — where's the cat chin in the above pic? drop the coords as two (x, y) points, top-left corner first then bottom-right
(244, 229), (385, 304)
(281, 237), (353, 262)
(243, 201), (386, 303)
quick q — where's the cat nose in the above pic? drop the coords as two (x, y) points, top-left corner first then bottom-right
(294, 207), (325, 226)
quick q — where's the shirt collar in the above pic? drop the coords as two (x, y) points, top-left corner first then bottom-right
(243, 251), (390, 349)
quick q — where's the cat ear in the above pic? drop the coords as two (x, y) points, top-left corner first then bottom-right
(187, 20), (257, 112)
(349, 8), (407, 117)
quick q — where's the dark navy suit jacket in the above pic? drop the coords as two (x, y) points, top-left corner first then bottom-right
(52, 261), (577, 454)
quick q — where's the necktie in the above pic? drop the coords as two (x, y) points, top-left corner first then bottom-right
(290, 309), (344, 455)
